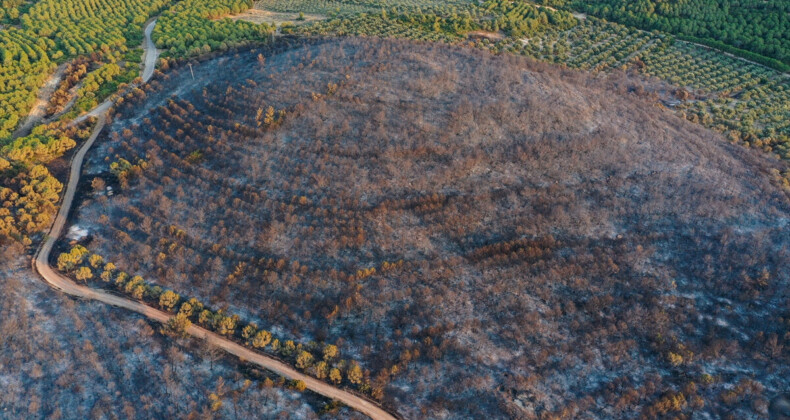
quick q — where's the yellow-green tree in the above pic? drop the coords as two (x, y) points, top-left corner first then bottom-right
(242, 323), (257, 341)
(323, 344), (338, 361)
(162, 312), (192, 338)
(159, 290), (180, 311)
(314, 361), (329, 379)
(216, 314), (239, 336)
(296, 350), (314, 369)
(88, 254), (103, 268)
(251, 329), (272, 349)
(329, 368), (342, 385)
(347, 361), (363, 385)
(74, 266), (93, 281)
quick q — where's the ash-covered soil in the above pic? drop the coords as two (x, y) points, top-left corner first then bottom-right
(0, 247), (342, 419)
(74, 38), (789, 419)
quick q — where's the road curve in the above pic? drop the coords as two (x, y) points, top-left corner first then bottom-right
(74, 19), (160, 124)
(32, 20), (398, 420)
(141, 18), (159, 83)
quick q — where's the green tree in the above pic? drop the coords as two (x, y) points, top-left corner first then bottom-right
(347, 361), (363, 385)
(281, 340), (296, 356)
(199, 309), (214, 325)
(314, 361), (329, 379)
(242, 323), (257, 341)
(75, 266), (93, 281)
(290, 380), (306, 391)
(323, 344), (338, 361)
(180, 298), (204, 317)
(159, 290), (180, 311)
(329, 368), (342, 385)
(296, 350), (314, 369)
(162, 312), (192, 338)
(251, 330), (272, 349)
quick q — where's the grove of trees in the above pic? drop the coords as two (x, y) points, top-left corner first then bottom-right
(153, 0), (273, 57)
(538, 0), (790, 70)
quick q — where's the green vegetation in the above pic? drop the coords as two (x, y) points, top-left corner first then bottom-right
(0, 114), (93, 244)
(74, 59), (139, 113)
(23, 0), (170, 55)
(520, 19), (790, 158)
(511, 17), (662, 69)
(482, 0), (576, 37)
(291, 0), (575, 42)
(0, 0), (172, 136)
(1, 130), (75, 163)
(256, 0), (472, 17)
(295, 9), (467, 41)
(153, 0), (272, 57)
(0, 0), (270, 143)
(0, 163), (62, 245)
(537, 0), (790, 70)
(1, 0), (171, 246)
(0, 27), (54, 139)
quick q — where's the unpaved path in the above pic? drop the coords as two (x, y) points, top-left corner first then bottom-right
(13, 63), (67, 138)
(74, 18), (159, 124)
(32, 18), (398, 420)
(141, 18), (159, 83)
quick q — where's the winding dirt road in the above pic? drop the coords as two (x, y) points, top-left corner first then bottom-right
(141, 18), (160, 83)
(74, 19), (160, 124)
(32, 19), (397, 420)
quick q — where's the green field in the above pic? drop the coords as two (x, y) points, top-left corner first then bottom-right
(535, 0), (790, 70)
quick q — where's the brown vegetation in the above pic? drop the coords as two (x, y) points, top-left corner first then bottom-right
(72, 38), (790, 419)
(0, 245), (351, 419)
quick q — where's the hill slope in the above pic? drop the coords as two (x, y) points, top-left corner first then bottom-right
(74, 38), (790, 418)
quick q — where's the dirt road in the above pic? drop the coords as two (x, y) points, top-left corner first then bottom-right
(32, 19), (398, 420)
(74, 19), (160, 124)
(141, 18), (159, 83)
